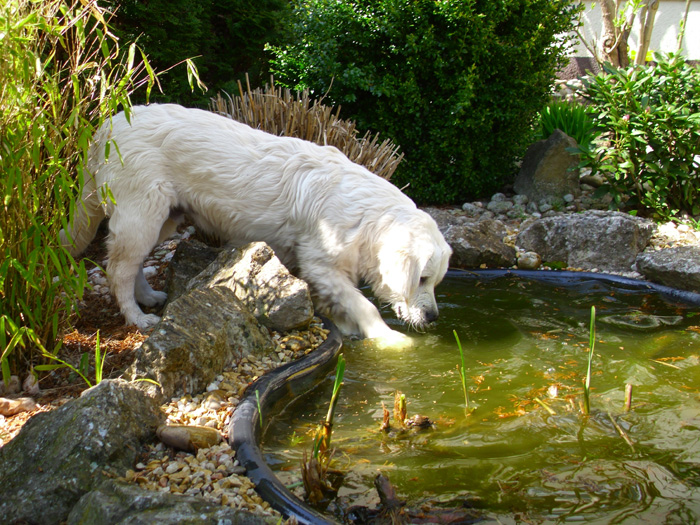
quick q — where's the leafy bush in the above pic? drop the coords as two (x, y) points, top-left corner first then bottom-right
(535, 100), (596, 150)
(268, 0), (580, 204)
(580, 53), (700, 221)
(104, 0), (292, 106)
(0, 0), (154, 384)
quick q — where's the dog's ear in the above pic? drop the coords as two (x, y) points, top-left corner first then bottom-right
(377, 229), (423, 301)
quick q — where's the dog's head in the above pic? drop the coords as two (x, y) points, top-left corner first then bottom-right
(373, 211), (452, 330)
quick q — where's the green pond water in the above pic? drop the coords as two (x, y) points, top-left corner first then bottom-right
(263, 272), (700, 523)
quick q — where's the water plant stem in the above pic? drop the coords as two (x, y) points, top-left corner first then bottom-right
(313, 353), (345, 458)
(534, 397), (556, 415)
(583, 306), (596, 415)
(453, 330), (470, 413)
(624, 384), (633, 412)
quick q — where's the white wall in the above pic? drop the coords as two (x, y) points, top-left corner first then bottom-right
(573, 1), (700, 60)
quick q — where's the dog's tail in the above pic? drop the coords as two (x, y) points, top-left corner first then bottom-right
(59, 172), (106, 258)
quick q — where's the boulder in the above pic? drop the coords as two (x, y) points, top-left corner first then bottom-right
(425, 208), (516, 268)
(67, 480), (272, 525)
(165, 238), (223, 302)
(636, 246), (700, 293)
(0, 380), (163, 525)
(188, 242), (314, 332)
(123, 286), (274, 401)
(517, 210), (655, 273)
(514, 129), (581, 203)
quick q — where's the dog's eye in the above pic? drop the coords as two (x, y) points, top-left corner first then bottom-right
(419, 276), (428, 286)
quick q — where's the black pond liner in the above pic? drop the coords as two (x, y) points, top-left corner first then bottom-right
(228, 270), (700, 525)
(228, 316), (343, 525)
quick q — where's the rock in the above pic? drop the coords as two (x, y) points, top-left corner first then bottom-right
(517, 210), (655, 273)
(0, 379), (163, 525)
(166, 238), (223, 302)
(0, 375), (20, 396)
(156, 424), (223, 452)
(440, 220), (516, 269)
(514, 129), (581, 203)
(188, 242), (314, 332)
(67, 479), (273, 525)
(0, 397), (36, 416)
(517, 251), (542, 270)
(636, 246), (700, 293)
(123, 286), (274, 401)
(22, 373), (40, 395)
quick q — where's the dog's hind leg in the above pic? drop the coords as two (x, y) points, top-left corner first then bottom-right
(106, 199), (172, 331)
(60, 173), (105, 257)
(134, 266), (167, 307)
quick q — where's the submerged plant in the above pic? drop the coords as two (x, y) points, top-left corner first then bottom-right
(583, 306), (596, 415)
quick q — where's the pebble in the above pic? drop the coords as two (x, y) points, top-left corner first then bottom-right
(118, 317), (330, 520)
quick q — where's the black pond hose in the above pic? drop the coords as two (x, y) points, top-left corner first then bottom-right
(450, 269), (700, 306)
(228, 316), (343, 525)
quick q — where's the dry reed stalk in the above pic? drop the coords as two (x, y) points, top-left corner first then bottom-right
(209, 76), (404, 180)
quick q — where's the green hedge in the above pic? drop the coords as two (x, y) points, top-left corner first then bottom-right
(269, 0), (580, 204)
(104, 0), (291, 106)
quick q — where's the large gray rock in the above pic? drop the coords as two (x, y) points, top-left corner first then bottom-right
(636, 246), (700, 293)
(67, 480), (272, 525)
(165, 238), (223, 302)
(517, 210), (655, 272)
(425, 208), (516, 268)
(0, 380), (163, 525)
(514, 129), (581, 203)
(188, 242), (314, 332)
(123, 286), (274, 401)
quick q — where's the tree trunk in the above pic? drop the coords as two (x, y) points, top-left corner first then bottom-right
(677, 0), (693, 53)
(599, 0), (631, 67)
(636, 0), (660, 64)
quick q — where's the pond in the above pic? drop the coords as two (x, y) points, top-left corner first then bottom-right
(262, 271), (700, 523)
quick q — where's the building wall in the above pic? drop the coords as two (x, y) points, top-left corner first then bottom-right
(573, 1), (700, 60)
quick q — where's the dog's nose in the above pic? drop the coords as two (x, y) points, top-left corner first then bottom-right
(425, 309), (439, 323)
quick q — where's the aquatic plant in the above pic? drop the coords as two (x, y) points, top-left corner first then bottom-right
(453, 330), (470, 414)
(583, 306), (596, 415)
(313, 353), (346, 458)
(393, 391), (407, 426)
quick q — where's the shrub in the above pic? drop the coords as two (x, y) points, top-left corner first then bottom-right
(580, 53), (700, 220)
(104, 0), (292, 106)
(268, 0), (580, 204)
(0, 0), (154, 384)
(210, 78), (404, 179)
(535, 100), (596, 150)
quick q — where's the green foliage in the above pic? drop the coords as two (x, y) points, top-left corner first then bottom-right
(0, 0), (154, 385)
(535, 99), (596, 150)
(579, 53), (700, 220)
(269, 0), (580, 204)
(104, 0), (292, 106)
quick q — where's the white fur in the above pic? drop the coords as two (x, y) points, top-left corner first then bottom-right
(61, 104), (452, 342)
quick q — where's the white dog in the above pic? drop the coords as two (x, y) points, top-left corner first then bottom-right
(61, 104), (452, 344)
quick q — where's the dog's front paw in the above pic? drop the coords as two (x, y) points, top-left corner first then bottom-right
(128, 313), (161, 332)
(371, 329), (414, 350)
